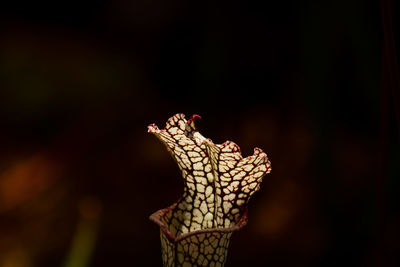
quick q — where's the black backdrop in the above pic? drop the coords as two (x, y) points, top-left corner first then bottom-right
(0, 1), (399, 266)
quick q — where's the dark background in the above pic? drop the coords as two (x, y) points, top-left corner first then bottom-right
(0, 0), (399, 266)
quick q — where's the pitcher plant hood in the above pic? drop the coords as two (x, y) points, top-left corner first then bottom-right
(148, 113), (271, 266)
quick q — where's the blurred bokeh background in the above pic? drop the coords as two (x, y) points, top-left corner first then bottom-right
(0, 0), (399, 266)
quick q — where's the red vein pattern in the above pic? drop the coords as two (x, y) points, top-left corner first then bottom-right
(148, 113), (271, 266)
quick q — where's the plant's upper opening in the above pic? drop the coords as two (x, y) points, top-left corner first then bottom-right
(148, 113), (271, 237)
